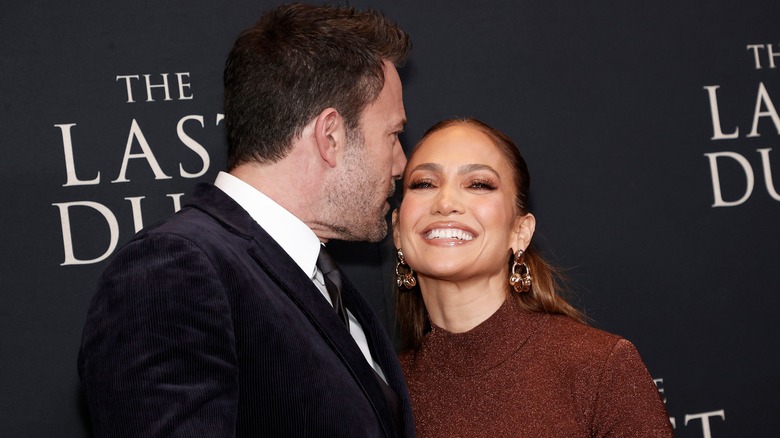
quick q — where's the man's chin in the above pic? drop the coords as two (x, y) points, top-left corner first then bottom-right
(362, 224), (389, 243)
(365, 228), (389, 243)
(341, 221), (388, 243)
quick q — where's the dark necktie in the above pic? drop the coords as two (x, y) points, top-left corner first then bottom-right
(316, 247), (350, 331)
(318, 248), (402, 433)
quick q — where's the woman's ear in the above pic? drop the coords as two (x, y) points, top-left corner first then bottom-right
(392, 209), (401, 248)
(313, 107), (344, 168)
(512, 213), (536, 252)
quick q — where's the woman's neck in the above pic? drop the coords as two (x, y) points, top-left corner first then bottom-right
(419, 273), (508, 334)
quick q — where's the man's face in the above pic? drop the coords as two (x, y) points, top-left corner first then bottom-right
(328, 61), (407, 242)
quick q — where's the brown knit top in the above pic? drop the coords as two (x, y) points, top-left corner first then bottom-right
(399, 298), (674, 437)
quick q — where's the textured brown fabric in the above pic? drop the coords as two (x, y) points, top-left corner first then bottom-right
(399, 298), (674, 437)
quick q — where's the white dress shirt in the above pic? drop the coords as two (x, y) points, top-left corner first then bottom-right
(214, 172), (386, 380)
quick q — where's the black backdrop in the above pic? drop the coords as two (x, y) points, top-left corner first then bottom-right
(2, 1), (778, 436)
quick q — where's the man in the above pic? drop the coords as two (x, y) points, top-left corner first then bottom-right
(78, 4), (413, 437)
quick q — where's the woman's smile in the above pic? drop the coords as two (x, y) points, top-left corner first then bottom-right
(421, 221), (477, 246)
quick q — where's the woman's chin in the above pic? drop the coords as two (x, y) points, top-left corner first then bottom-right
(418, 264), (477, 282)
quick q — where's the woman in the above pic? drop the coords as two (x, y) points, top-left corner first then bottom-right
(393, 118), (673, 437)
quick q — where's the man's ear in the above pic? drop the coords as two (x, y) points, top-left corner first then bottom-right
(392, 209), (401, 248)
(511, 213), (536, 252)
(313, 107), (345, 168)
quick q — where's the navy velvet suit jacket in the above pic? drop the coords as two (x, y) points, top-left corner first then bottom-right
(78, 183), (414, 437)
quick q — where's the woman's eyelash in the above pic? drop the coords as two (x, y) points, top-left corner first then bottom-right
(407, 177), (496, 190)
(408, 179), (435, 189)
(468, 180), (496, 190)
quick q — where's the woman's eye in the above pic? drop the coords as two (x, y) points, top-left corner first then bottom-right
(408, 179), (435, 189)
(468, 180), (496, 190)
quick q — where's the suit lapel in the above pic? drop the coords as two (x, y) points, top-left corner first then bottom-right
(187, 183), (401, 436)
(246, 228), (398, 438)
(340, 277), (411, 436)
(339, 279), (397, 386)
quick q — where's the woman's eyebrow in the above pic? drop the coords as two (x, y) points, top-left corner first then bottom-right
(459, 163), (500, 178)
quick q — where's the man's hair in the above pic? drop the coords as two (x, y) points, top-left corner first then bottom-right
(223, 3), (411, 169)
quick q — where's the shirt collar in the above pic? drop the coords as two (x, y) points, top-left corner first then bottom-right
(214, 171), (321, 280)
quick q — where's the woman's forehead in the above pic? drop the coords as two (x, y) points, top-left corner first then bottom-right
(408, 125), (505, 170)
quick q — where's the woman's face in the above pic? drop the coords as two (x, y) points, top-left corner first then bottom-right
(394, 124), (532, 283)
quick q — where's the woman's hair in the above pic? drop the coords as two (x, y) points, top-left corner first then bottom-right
(397, 117), (585, 350)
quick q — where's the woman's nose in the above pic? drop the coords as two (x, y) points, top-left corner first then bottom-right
(431, 184), (464, 216)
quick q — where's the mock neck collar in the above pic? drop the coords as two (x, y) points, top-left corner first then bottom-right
(419, 297), (549, 377)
